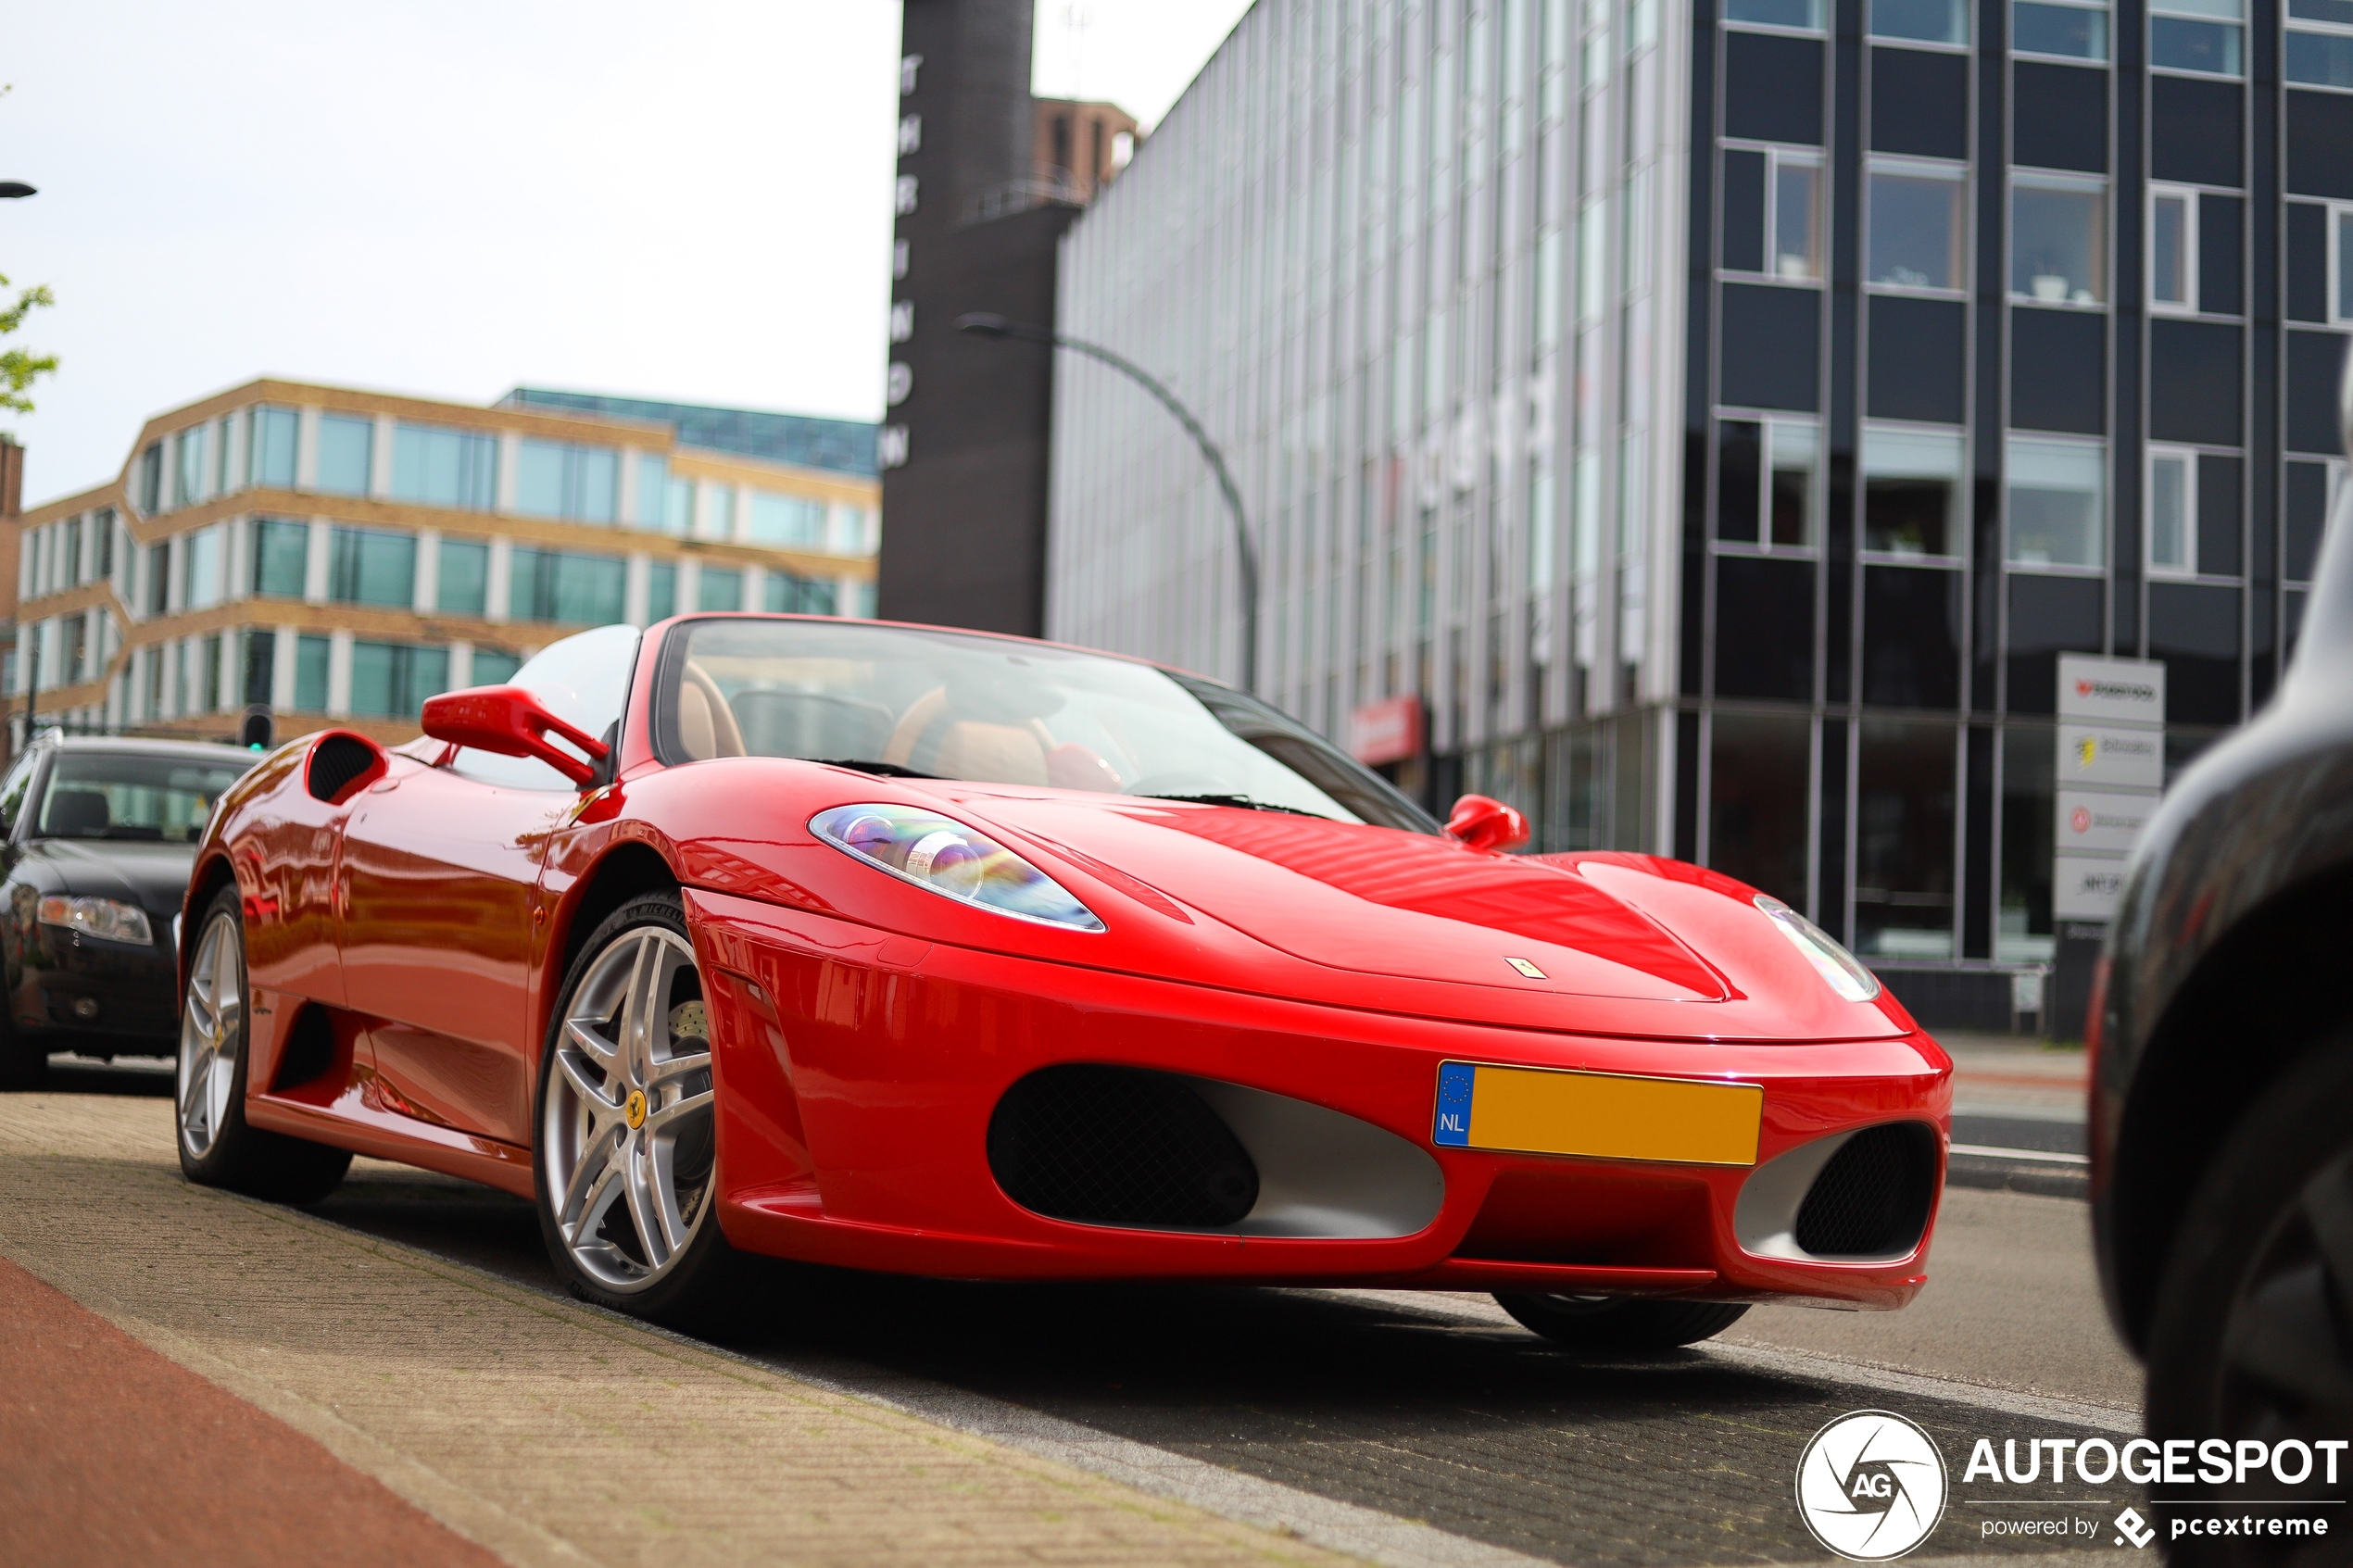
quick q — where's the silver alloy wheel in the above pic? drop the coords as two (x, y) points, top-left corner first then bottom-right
(543, 923), (716, 1292)
(177, 909), (243, 1160)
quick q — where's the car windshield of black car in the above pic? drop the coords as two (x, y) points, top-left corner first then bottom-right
(35, 753), (252, 843)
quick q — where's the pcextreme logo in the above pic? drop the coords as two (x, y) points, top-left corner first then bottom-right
(1796, 1411), (1950, 1561)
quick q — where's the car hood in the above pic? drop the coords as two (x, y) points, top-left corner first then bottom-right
(942, 791), (1911, 1041)
(972, 796), (1722, 999)
(30, 838), (199, 919)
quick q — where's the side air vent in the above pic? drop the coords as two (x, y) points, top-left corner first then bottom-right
(988, 1064), (1260, 1229)
(307, 734), (384, 803)
(1793, 1123), (1939, 1257)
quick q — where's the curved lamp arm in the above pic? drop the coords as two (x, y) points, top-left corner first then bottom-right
(957, 312), (1258, 695)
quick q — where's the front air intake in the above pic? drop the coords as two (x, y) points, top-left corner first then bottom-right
(988, 1064), (1260, 1229)
(1793, 1122), (1939, 1256)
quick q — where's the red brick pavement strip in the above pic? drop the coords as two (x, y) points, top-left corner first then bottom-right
(0, 1251), (507, 1568)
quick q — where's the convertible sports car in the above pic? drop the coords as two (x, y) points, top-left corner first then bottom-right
(179, 614), (1950, 1341)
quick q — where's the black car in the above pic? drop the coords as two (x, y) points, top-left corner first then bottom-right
(0, 734), (258, 1087)
(2093, 372), (2353, 1556)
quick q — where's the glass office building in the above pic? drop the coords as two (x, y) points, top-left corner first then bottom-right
(1046, 0), (2350, 997)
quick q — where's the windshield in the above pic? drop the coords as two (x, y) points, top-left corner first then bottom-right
(36, 751), (252, 843)
(653, 618), (1438, 834)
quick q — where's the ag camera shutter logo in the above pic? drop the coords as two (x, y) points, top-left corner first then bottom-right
(1796, 1411), (1950, 1561)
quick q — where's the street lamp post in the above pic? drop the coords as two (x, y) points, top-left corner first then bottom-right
(956, 312), (1259, 694)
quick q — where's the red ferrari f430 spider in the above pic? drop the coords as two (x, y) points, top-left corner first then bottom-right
(177, 615), (1949, 1344)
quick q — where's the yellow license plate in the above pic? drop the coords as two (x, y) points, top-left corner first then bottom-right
(1431, 1060), (1762, 1166)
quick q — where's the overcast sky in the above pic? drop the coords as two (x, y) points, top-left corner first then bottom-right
(3, 0), (1252, 508)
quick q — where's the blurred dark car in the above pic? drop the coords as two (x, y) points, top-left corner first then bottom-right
(2092, 371), (2353, 1554)
(0, 734), (257, 1087)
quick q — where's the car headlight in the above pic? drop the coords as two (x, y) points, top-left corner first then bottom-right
(812, 804), (1105, 932)
(1753, 895), (1880, 1002)
(38, 895), (156, 947)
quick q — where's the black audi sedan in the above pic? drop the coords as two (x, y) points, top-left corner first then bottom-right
(2093, 371), (2352, 1555)
(0, 734), (257, 1087)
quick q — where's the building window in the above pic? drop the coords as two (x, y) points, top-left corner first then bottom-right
(1727, 0), (1826, 27)
(252, 519), (310, 598)
(1707, 710), (1813, 908)
(214, 417), (239, 495)
(137, 444), (163, 515)
(173, 429), (205, 508)
(390, 422), (497, 510)
(295, 634), (331, 712)
(515, 440), (619, 523)
(249, 407), (298, 490)
(1872, 0), (1969, 44)
(2151, 0), (2243, 74)
(2288, 0), (2353, 87)
(1868, 162), (1967, 291)
(243, 630), (274, 707)
(1855, 719), (1958, 958)
(749, 490), (827, 547)
(698, 567), (744, 611)
(1721, 147), (1824, 279)
(1716, 416), (1821, 547)
(328, 526), (418, 608)
(699, 481), (736, 540)
(182, 527), (224, 610)
(437, 538), (490, 616)
(2007, 436), (2107, 567)
(187, 633), (222, 714)
(2015, 0), (2109, 58)
(509, 547), (625, 624)
(473, 648), (524, 685)
(2150, 186), (2196, 311)
(764, 571), (837, 615)
(2011, 176), (2107, 304)
(1863, 425), (1966, 556)
(2147, 446), (2197, 574)
(646, 561), (678, 621)
(635, 456), (690, 532)
(316, 414), (374, 497)
(348, 641), (450, 720)
(2334, 204), (2353, 323)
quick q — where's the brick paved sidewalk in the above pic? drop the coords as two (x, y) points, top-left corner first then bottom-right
(0, 1094), (1347, 1568)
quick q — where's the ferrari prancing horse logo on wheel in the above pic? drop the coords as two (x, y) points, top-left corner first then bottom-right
(624, 1089), (647, 1130)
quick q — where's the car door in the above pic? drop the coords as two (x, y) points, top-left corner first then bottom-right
(336, 762), (570, 1145)
(335, 627), (639, 1146)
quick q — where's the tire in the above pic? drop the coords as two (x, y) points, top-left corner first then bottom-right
(534, 891), (738, 1326)
(2144, 1039), (2353, 1564)
(176, 887), (352, 1204)
(1494, 1291), (1751, 1351)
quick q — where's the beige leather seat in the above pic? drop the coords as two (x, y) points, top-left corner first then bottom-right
(931, 721), (1049, 785)
(675, 661), (747, 760)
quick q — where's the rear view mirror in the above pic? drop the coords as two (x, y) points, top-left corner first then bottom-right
(1446, 793), (1530, 854)
(422, 685), (610, 787)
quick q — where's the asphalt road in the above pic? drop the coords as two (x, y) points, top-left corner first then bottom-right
(43, 1054), (2139, 1564)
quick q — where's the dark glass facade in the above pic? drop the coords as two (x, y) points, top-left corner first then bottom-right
(1048, 0), (2348, 994)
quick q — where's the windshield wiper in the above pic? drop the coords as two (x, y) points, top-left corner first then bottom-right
(1132, 792), (1328, 818)
(809, 759), (942, 779)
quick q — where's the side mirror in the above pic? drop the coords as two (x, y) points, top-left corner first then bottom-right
(422, 685), (610, 787)
(1446, 793), (1529, 854)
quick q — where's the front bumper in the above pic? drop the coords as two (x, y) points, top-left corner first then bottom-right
(687, 889), (1950, 1308)
(12, 923), (179, 1047)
